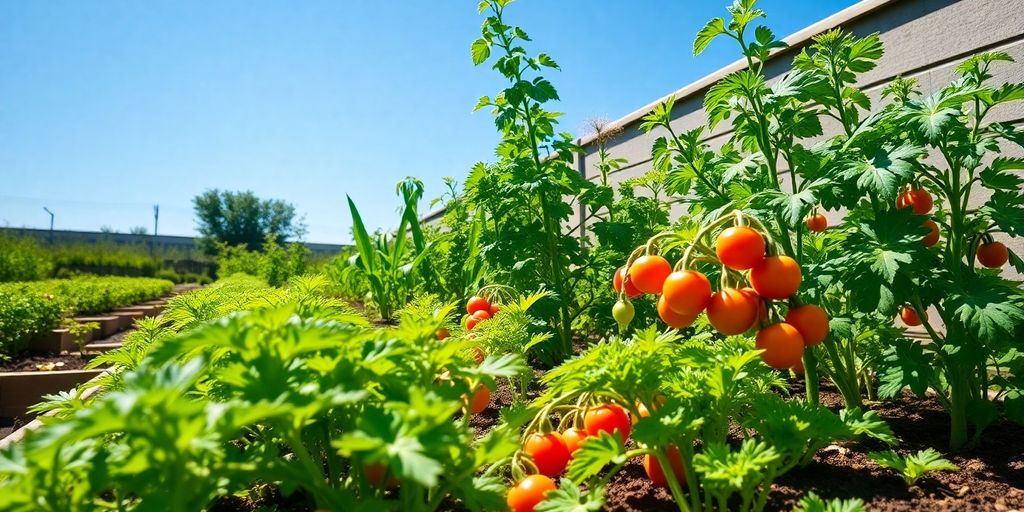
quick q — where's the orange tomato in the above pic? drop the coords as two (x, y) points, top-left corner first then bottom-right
(755, 323), (805, 369)
(662, 270), (712, 315)
(436, 327), (450, 340)
(896, 188), (933, 215)
(657, 295), (699, 329)
(507, 475), (557, 512)
(643, 444), (686, 488)
(806, 214), (828, 232)
(977, 241), (1008, 268)
(784, 305), (829, 346)
(706, 288), (759, 335)
(464, 384), (490, 414)
(584, 404), (631, 445)
(472, 309), (492, 321)
(750, 256), (802, 299)
(467, 296), (491, 314)
(629, 255), (673, 294)
(716, 226), (766, 270)
(523, 432), (571, 477)
(921, 219), (940, 247)
(900, 306), (926, 326)
(613, 266), (643, 298)
(562, 427), (587, 454)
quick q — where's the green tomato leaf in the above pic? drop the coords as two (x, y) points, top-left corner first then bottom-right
(535, 479), (604, 512)
(694, 17), (726, 56)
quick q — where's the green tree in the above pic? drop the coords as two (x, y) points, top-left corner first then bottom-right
(193, 189), (304, 253)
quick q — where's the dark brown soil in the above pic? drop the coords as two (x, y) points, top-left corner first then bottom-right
(599, 383), (1024, 512)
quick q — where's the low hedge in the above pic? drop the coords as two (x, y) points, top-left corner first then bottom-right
(0, 276), (174, 355)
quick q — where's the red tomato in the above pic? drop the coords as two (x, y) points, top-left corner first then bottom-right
(716, 226), (766, 270)
(465, 384), (490, 414)
(662, 270), (712, 315)
(643, 444), (686, 488)
(806, 214), (828, 232)
(584, 404), (631, 444)
(365, 462), (399, 489)
(472, 309), (492, 321)
(467, 296), (491, 315)
(466, 317), (479, 330)
(784, 305), (829, 346)
(613, 266), (643, 298)
(921, 219), (940, 247)
(755, 323), (805, 370)
(562, 428), (587, 454)
(706, 288), (759, 335)
(977, 241), (1008, 268)
(436, 328), (450, 341)
(524, 432), (571, 476)
(629, 255), (673, 294)
(900, 306), (926, 326)
(657, 294), (698, 329)
(490, 303), (502, 316)
(507, 474), (557, 512)
(750, 256), (802, 299)
(896, 188), (933, 215)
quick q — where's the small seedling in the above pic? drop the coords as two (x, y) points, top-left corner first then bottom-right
(868, 448), (958, 487)
(794, 492), (865, 512)
(64, 319), (99, 356)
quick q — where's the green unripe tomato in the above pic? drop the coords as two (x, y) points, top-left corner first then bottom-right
(612, 300), (635, 329)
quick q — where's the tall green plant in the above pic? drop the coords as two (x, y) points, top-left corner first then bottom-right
(470, 0), (596, 360)
(345, 178), (434, 320)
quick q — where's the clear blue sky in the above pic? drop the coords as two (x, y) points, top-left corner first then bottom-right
(0, 0), (857, 244)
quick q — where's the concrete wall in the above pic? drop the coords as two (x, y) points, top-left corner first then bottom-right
(572, 0), (1024, 264)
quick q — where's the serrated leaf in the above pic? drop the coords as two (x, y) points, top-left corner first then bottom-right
(471, 38), (491, 65)
(565, 431), (625, 483)
(694, 17), (726, 56)
(535, 479), (604, 512)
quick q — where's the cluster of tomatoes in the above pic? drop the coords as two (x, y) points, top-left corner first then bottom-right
(614, 222), (829, 371)
(508, 402), (678, 512)
(465, 294), (502, 330)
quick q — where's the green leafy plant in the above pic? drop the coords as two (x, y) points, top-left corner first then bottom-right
(64, 319), (99, 356)
(867, 449), (958, 487)
(344, 177), (434, 321)
(0, 234), (52, 282)
(469, 0), (597, 361)
(794, 492), (866, 512)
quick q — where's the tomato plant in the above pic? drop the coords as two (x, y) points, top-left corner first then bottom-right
(507, 474), (557, 512)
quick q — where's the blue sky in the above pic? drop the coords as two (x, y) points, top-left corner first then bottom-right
(0, 0), (857, 244)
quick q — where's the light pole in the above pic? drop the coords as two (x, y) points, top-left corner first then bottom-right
(42, 207), (54, 242)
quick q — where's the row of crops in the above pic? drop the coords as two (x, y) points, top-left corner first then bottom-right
(0, 276), (174, 354)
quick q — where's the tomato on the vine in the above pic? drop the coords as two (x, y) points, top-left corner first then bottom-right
(750, 255), (802, 299)
(466, 317), (479, 330)
(584, 404), (631, 444)
(784, 305), (829, 346)
(755, 323), (805, 369)
(791, 358), (805, 375)
(896, 187), (933, 215)
(900, 306), (926, 326)
(562, 428), (587, 454)
(977, 241), (1008, 268)
(706, 288), (759, 335)
(472, 309), (492, 321)
(490, 303), (502, 316)
(613, 266), (642, 298)
(716, 226), (766, 270)
(921, 219), (940, 247)
(805, 213), (828, 232)
(507, 474), (556, 512)
(465, 384), (490, 414)
(612, 300), (635, 328)
(657, 295), (698, 329)
(467, 296), (491, 314)
(662, 270), (712, 314)
(643, 444), (686, 488)
(629, 255), (673, 294)
(436, 328), (449, 340)
(524, 432), (571, 477)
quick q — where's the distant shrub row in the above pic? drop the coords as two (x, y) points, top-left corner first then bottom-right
(0, 276), (174, 356)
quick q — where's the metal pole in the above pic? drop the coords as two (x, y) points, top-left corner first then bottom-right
(153, 205), (159, 237)
(42, 207), (54, 243)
